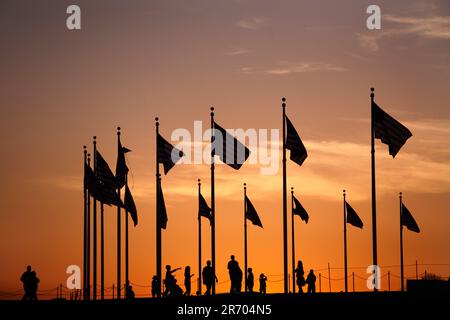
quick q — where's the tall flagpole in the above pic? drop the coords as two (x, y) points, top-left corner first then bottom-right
(370, 87), (378, 292)
(400, 192), (404, 292)
(155, 117), (162, 297)
(244, 183), (248, 293)
(198, 179), (202, 295)
(83, 146), (87, 300)
(87, 153), (91, 300)
(291, 187), (295, 294)
(125, 174), (129, 298)
(92, 136), (97, 300)
(100, 202), (104, 300)
(210, 107), (216, 295)
(282, 97), (288, 293)
(117, 127), (122, 299)
(343, 189), (348, 293)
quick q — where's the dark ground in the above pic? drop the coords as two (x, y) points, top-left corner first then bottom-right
(1, 290), (449, 319)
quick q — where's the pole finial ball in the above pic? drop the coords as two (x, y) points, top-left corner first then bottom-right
(93, 136), (96, 140)
(117, 126), (121, 131)
(282, 97), (286, 102)
(370, 87), (374, 92)
(83, 145), (86, 150)
(210, 107), (214, 111)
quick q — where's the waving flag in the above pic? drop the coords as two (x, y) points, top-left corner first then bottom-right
(292, 195), (309, 223)
(285, 116), (308, 166)
(245, 196), (263, 228)
(157, 134), (184, 174)
(401, 203), (420, 233)
(199, 192), (212, 223)
(124, 185), (138, 226)
(345, 201), (363, 229)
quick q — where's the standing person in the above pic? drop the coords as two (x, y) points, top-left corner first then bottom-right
(151, 275), (158, 298)
(126, 284), (136, 299)
(247, 268), (254, 293)
(202, 260), (217, 295)
(306, 269), (316, 294)
(259, 273), (267, 294)
(295, 260), (305, 293)
(184, 266), (194, 296)
(20, 266), (32, 301)
(29, 271), (40, 301)
(227, 255), (238, 293)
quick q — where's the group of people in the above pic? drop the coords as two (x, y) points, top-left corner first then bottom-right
(150, 255), (269, 297)
(294, 260), (317, 294)
(20, 266), (40, 301)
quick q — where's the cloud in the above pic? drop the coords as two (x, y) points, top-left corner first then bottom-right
(225, 48), (249, 56)
(357, 15), (450, 52)
(264, 62), (346, 75)
(236, 17), (266, 30)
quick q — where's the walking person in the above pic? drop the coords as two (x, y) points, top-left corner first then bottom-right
(306, 269), (316, 294)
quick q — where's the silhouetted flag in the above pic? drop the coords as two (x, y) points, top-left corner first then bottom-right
(245, 196), (263, 228)
(157, 134), (184, 174)
(285, 116), (308, 166)
(199, 192), (212, 223)
(124, 185), (138, 226)
(401, 203), (420, 233)
(158, 183), (168, 229)
(96, 150), (117, 189)
(116, 140), (131, 189)
(292, 195), (309, 223)
(84, 162), (123, 207)
(372, 102), (412, 158)
(213, 122), (250, 170)
(345, 201), (363, 229)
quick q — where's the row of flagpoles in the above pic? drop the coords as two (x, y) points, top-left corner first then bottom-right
(82, 88), (420, 299)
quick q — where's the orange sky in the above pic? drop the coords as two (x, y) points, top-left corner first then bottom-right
(1, 0), (450, 298)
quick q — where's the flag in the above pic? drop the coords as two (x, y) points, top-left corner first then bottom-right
(285, 116), (308, 166)
(245, 196), (263, 228)
(84, 162), (123, 207)
(199, 192), (212, 223)
(96, 150), (117, 189)
(124, 185), (138, 227)
(116, 140), (131, 189)
(292, 195), (309, 223)
(345, 201), (363, 229)
(157, 182), (168, 229)
(157, 134), (184, 174)
(212, 121), (251, 170)
(401, 203), (420, 233)
(372, 102), (412, 158)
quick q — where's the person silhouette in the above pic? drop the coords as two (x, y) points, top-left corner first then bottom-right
(306, 269), (316, 293)
(235, 262), (243, 293)
(126, 284), (136, 299)
(259, 273), (267, 294)
(247, 268), (254, 293)
(163, 265), (181, 297)
(29, 271), (39, 301)
(227, 255), (239, 293)
(151, 275), (158, 298)
(202, 260), (217, 295)
(184, 266), (194, 296)
(295, 260), (305, 293)
(20, 265), (32, 301)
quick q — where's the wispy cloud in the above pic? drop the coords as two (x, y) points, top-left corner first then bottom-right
(264, 61), (346, 75)
(236, 17), (266, 30)
(225, 48), (249, 56)
(357, 14), (450, 52)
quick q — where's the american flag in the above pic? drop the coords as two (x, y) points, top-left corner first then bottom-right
(245, 195), (263, 228)
(345, 201), (363, 229)
(373, 102), (412, 158)
(212, 121), (250, 170)
(401, 203), (420, 233)
(285, 115), (308, 166)
(198, 192), (212, 223)
(157, 133), (184, 175)
(292, 195), (309, 224)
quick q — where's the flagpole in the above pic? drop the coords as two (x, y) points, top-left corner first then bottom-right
(282, 97), (288, 294)
(101, 202), (104, 300)
(210, 107), (216, 295)
(87, 153), (91, 300)
(343, 189), (348, 293)
(93, 136), (97, 300)
(125, 174), (129, 298)
(400, 192), (404, 292)
(156, 117), (162, 298)
(116, 127), (122, 299)
(244, 183), (248, 293)
(83, 146), (87, 300)
(198, 179), (202, 296)
(291, 187), (295, 294)
(370, 87), (378, 292)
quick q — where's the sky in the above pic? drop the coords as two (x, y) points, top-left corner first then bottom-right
(0, 0), (449, 298)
